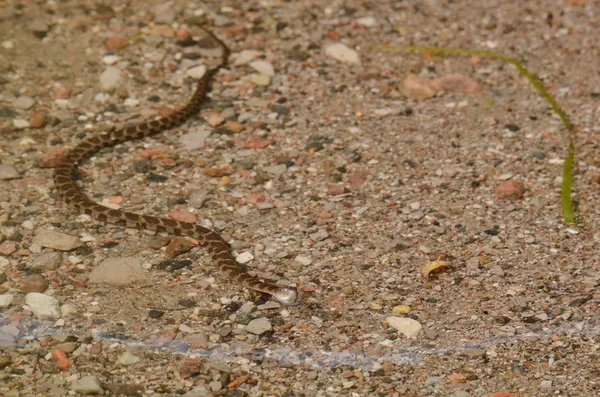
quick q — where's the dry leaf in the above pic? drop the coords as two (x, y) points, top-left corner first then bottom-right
(421, 258), (450, 278)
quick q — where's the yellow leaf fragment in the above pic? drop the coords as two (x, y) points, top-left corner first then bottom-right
(421, 259), (450, 279)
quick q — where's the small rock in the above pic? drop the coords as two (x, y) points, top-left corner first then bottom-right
(187, 65), (206, 79)
(71, 376), (104, 395)
(99, 66), (123, 91)
(29, 111), (46, 128)
(236, 252), (254, 264)
(356, 16), (377, 27)
(0, 241), (16, 255)
(53, 85), (71, 99)
(324, 43), (360, 64)
(25, 293), (62, 320)
(495, 180), (525, 199)
(168, 209), (197, 223)
(0, 294), (14, 308)
(33, 229), (82, 251)
(430, 74), (481, 93)
(461, 348), (486, 358)
(31, 252), (63, 271)
(20, 274), (49, 293)
(249, 60), (275, 76)
(12, 96), (36, 110)
(249, 73), (270, 86)
(309, 229), (329, 241)
(179, 129), (211, 150)
(235, 50), (262, 65)
(246, 317), (272, 335)
(105, 36), (129, 50)
(189, 188), (209, 208)
(294, 255), (312, 266)
(13, 119), (30, 129)
(386, 317), (422, 338)
(30, 18), (49, 38)
(88, 257), (151, 286)
(117, 351), (140, 366)
(399, 73), (436, 100)
(153, 3), (176, 24)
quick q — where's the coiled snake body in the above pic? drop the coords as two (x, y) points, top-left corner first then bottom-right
(53, 29), (298, 306)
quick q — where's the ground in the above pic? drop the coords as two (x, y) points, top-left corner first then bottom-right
(0, 0), (599, 396)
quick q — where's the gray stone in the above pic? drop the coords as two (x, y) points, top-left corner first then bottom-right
(32, 229), (82, 251)
(0, 294), (14, 308)
(88, 257), (151, 286)
(31, 251), (63, 271)
(25, 293), (61, 320)
(179, 129), (211, 150)
(71, 376), (104, 395)
(12, 96), (35, 110)
(245, 317), (272, 335)
(0, 165), (20, 180)
(324, 43), (360, 64)
(99, 66), (122, 91)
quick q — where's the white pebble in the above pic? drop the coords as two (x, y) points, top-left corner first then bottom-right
(324, 43), (360, 64)
(236, 252), (254, 264)
(102, 55), (120, 65)
(186, 65), (206, 79)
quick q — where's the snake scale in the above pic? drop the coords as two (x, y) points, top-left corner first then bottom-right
(53, 29), (298, 305)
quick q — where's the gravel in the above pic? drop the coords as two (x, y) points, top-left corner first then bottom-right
(1, 0), (599, 396)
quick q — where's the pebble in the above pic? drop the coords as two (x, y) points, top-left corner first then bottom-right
(186, 65), (206, 79)
(88, 257), (151, 286)
(32, 229), (82, 251)
(12, 96), (35, 110)
(0, 164), (19, 180)
(99, 66), (123, 91)
(29, 111), (46, 128)
(179, 130), (211, 150)
(236, 252), (254, 264)
(461, 348), (487, 357)
(324, 43), (360, 64)
(153, 3), (176, 24)
(30, 18), (49, 38)
(294, 255), (312, 266)
(235, 50), (262, 65)
(71, 376), (104, 395)
(31, 252), (63, 271)
(0, 294), (14, 308)
(356, 16), (377, 27)
(102, 54), (120, 65)
(123, 97), (139, 106)
(1, 40), (14, 49)
(495, 180), (525, 199)
(309, 229), (329, 241)
(245, 317), (272, 335)
(25, 293), (62, 320)
(117, 351), (140, 366)
(12, 119), (30, 129)
(249, 73), (270, 86)
(386, 317), (422, 338)
(249, 60), (275, 76)
(20, 274), (49, 293)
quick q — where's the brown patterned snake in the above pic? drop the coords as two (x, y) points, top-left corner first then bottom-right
(53, 29), (299, 306)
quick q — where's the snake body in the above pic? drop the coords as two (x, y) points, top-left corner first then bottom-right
(53, 29), (298, 306)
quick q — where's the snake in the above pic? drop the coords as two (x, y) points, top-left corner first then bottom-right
(53, 29), (298, 306)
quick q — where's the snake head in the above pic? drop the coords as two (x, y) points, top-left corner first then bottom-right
(273, 286), (300, 306)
